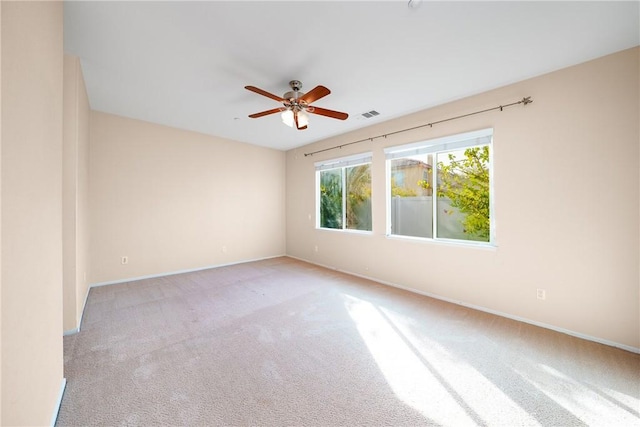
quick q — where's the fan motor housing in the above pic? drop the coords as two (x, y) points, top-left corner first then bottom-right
(283, 90), (305, 101)
(284, 80), (304, 100)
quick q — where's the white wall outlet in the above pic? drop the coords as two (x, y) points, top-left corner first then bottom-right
(222, 245), (227, 253)
(121, 256), (128, 265)
(536, 288), (546, 300)
(314, 245), (318, 253)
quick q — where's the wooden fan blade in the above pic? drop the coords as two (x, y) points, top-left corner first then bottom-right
(245, 86), (285, 102)
(309, 106), (348, 120)
(248, 108), (282, 118)
(299, 85), (330, 104)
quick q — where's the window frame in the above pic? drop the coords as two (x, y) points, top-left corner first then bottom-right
(315, 152), (373, 233)
(384, 128), (495, 246)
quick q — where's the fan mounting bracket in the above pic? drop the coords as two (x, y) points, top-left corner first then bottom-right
(289, 80), (303, 92)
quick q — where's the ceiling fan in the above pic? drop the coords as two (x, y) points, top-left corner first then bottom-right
(245, 80), (348, 130)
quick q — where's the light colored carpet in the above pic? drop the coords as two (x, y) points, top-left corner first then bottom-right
(57, 257), (639, 426)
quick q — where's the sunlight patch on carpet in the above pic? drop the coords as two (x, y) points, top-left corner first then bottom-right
(344, 294), (540, 426)
(515, 363), (640, 426)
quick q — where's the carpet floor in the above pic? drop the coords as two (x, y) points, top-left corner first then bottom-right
(57, 257), (639, 426)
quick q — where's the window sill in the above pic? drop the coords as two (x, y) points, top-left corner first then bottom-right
(385, 233), (497, 250)
(316, 227), (374, 236)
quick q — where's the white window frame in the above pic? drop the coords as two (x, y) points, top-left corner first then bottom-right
(315, 152), (373, 232)
(384, 129), (495, 246)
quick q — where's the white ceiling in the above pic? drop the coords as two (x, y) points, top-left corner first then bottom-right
(64, 1), (639, 151)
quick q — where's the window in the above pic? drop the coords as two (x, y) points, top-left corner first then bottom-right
(316, 153), (372, 231)
(385, 129), (493, 244)
(393, 171), (405, 187)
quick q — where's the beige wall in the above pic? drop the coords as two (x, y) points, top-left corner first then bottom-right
(63, 54), (90, 333)
(77, 58), (90, 330)
(286, 48), (640, 350)
(90, 112), (286, 284)
(1, 1), (64, 425)
(0, 0), (3, 421)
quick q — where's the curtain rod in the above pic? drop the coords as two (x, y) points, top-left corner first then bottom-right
(303, 96), (533, 157)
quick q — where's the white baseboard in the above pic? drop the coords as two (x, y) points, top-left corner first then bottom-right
(286, 255), (640, 355)
(50, 377), (67, 426)
(63, 327), (79, 336)
(89, 254), (286, 288)
(63, 281), (92, 336)
(77, 283), (91, 331)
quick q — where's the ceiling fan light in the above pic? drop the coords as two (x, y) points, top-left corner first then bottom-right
(281, 109), (294, 127)
(297, 110), (309, 127)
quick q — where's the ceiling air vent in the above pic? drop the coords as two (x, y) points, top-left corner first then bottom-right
(361, 110), (380, 119)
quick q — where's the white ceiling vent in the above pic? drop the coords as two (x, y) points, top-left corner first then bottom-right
(361, 110), (380, 119)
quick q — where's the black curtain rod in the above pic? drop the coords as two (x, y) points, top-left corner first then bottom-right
(303, 96), (533, 157)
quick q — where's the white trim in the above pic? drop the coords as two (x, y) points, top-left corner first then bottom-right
(488, 133), (497, 244)
(317, 227), (374, 236)
(78, 284), (90, 330)
(63, 283), (92, 336)
(384, 233), (497, 250)
(50, 378), (67, 427)
(341, 165), (346, 226)
(384, 128), (493, 158)
(89, 255), (285, 288)
(285, 255), (640, 355)
(63, 327), (79, 336)
(314, 151), (372, 170)
(385, 157), (392, 235)
(315, 171), (320, 229)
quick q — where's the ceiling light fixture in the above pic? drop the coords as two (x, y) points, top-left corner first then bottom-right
(245, 80), (348, 130)
(297, 110), (309, 128)
(281, 109), (294, 127)
(408, 0), (423, 10)
(280, 80), (310, 130)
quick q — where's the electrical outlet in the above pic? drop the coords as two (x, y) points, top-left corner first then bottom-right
(314, 245), (318, 253)
(222, 246), (227, 253)
(536, 288), (546, 300)
(121, 256), (128, 265)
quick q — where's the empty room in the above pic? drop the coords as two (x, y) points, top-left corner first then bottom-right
(1, 1), (639, 426)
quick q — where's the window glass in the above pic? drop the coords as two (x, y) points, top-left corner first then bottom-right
(390, 156), (433, 238)
(316, 153), (372, 232)
(436, 146), (490, 242)
(386, 129), (493, 244)
(346, 164), (372, 230)
(320, 169), (343, 229)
